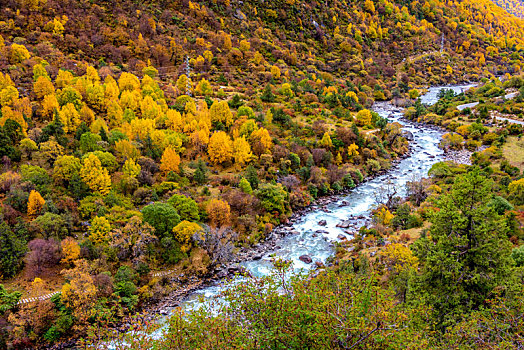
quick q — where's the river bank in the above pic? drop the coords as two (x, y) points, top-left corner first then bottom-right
(46, 84), (477, 350)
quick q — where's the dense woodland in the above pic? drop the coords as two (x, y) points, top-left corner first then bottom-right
(0, 0), (523, 348)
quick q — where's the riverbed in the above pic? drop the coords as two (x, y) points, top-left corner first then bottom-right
(175, 83), (477, 312)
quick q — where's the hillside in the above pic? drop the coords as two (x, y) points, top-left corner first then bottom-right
(0, 0), (523, 348)
(492, 0), (524, 18)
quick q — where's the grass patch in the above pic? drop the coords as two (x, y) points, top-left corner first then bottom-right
(503, 136), (524, 171)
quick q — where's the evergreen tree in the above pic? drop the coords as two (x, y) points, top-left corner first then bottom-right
(0, 222), (27, 278)
(260, 84), (275, 103)
(411, 168), (513, 329)
(245, 164), (259, 189)
(194, 160), (208, 185)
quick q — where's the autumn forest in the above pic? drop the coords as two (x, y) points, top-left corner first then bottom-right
(0, 0), (523, 348)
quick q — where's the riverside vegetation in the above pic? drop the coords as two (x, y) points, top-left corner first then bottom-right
(0, 0), (523, 348)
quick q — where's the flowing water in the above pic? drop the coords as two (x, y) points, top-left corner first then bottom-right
(110, 84), (476, 345)
(178, 83), (476, 311)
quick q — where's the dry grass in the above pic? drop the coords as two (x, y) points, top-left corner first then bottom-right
(503, 136), (524, 171)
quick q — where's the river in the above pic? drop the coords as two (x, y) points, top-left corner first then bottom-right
(110, 84), (476, 346)
(177, 83), (476, 312)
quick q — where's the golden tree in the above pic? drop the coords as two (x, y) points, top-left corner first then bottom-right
(233, 136), (253, 167)
(61, 237), (80, 265)
(33, 76), (55, 99)
(160, 147), (181, 174)
(355, 109), (372, 126)
(206, 199), (231, 228)
(173, 221), (203, 253)
(88, 216), (111, 244)
(80, 154), (111, 196)
(208, 131), (233, 165)
(209, 100), (233, 128)
(61, 260), (97, 329)
(58, 103), (81, 133)
(250, 127), (272, 155)
(27, 190), (45, 218)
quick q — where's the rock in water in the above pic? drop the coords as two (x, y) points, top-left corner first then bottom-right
(299, 255), (313, 264)
(336, 220), (351, 228)
(318, 220), (327, 226)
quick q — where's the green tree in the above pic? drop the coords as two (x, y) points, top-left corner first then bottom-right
(142, 203), (181, 238)
(167, 194), (200, 221)
(411, 168), (513, 328)
(0, 222), (27, 278)
(0, 284), (21, 314)
(255, 183), (290, 216)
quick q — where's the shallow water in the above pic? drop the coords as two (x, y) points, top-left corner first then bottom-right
(178, 83), (476, 312)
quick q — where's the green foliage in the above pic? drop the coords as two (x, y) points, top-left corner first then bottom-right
(0, 222), (26, 278)
(142, 203), (181, 238)
(167, 194), (200, 221)
(411, 168), (513, 328)
(0, 284), (21, 314)
(255, 183), (290, 216)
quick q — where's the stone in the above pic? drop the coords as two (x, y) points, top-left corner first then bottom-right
(336, 220), (351, 228)
(318, 220), (327, 226)
(299, 255), (313, 264)
(337, 234), (347, 240)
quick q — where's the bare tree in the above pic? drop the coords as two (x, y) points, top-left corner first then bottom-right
(193, 226), (238, 267)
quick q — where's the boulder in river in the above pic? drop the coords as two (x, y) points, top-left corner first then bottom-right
(299, 255), (313, 264)
(402, 130), (414, 141)
(337, 234), (347, 240)
(336, 220), (351, 228)
(318, 220), (327, 226)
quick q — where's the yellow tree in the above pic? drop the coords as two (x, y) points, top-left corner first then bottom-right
(173, 221), (203, 253)
(88, 216), (111, 244)
(27, 190), (45, 218)
(206, 199), (231, 228)
(58, 103), (81, 133)
(123, 158), (141, 178)
(208, 131), (233, 165)
(42, 94), (59, 120)
(271, 65), (281, 79)
(250, 127), (272, 156)
(209, 100), (233, 128)
(347, 143), (359, 162)
(355, 109), (372, 126)
(61, 237), (80, 265)
(233, 136), (253, 167)
(61, 260), (97, 329)
(34, 76), (55, 99)
(176, 74), (189, 94)
(160, 147), (181, 174)
(320, 132), (332, 148)
(80, 154), (111, 196)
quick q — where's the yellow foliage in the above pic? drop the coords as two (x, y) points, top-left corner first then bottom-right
(89, 216), (111, 244)
(42, 94), (59, 119)
(209, 100), (233, 128)
(34, 76), (55, 99)
(160, 147), (181, 174)
(173, 221), (202, 252)
(80, 154), (111, 196)
(208, 131), (233, 165)
(271, 65), (281, 79)
(233, 136), (253, 167)
(355, 109), (372, 126)
(27, 190), (45, 218)
(206, 198), (231, 228)
(10, 43), (31, 63)
(380, 243), (418, 273)
(58, 103), (81, 134)
(61, 237), (80, 264)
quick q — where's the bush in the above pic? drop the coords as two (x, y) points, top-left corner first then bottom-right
(142, 203), (181, 238)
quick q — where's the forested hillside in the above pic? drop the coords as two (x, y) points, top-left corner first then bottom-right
(492, 0), (524, 18)
(0, 0), (523, 348)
